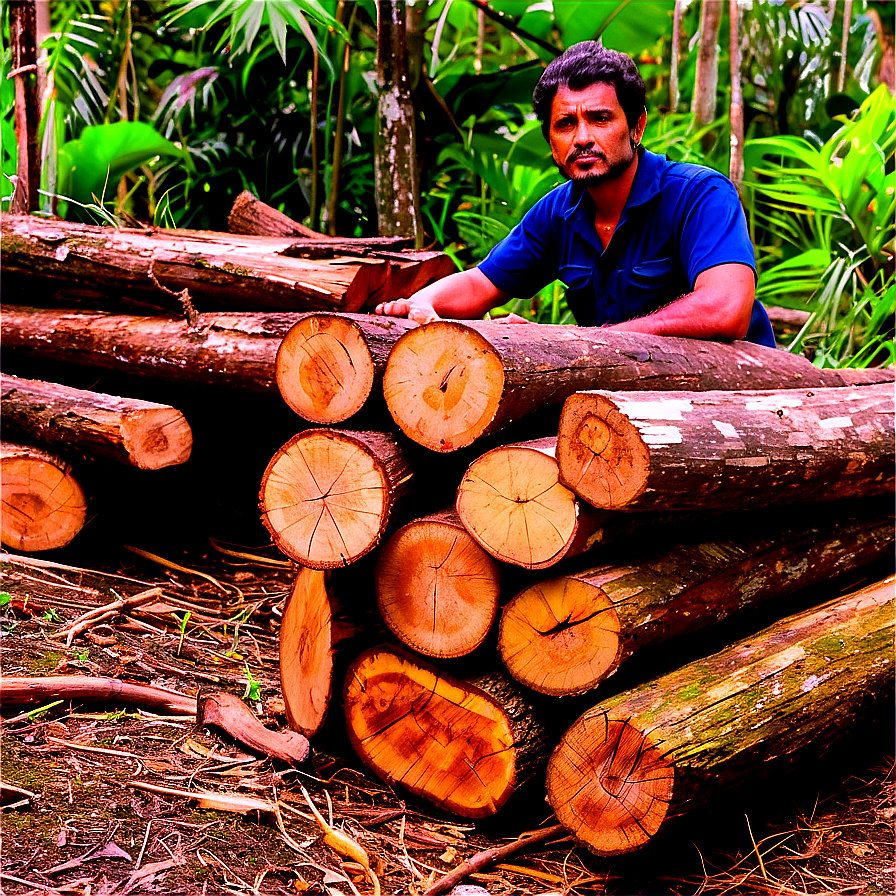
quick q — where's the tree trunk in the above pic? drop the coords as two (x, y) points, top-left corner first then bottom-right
(374, 507), (501, 657)
(669, 0), (684, 112)
(9, 0), (40, 214)
(260, 429), (413, 568)
(375, 1), (423, 244)
(344, 645), (550, 818)
(279, 566), (333, 737)
(728, 0), (744, 193)
(1, 374), (193, 470)
(546, 575), (895, 854)
(276, 312), (416, 423)
(692, 0), (723, 147)
(382, 319), (895, 452)
(498, 510), (894, 696)
(455, 438), (606, 569)
(556, 384), (894, 511)
(1, 441), (87, 552)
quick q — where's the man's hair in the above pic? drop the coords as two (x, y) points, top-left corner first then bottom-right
(532, 42), (646, 137)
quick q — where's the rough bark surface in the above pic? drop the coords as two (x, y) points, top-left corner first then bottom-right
(375, 507), (501, 657)
(1, 441), (87, 552)
(1, 374), (193, 470)
(557, 385), (894, 511)
(9, 0), (40, 214)
(546, 576), (895, 855)
(382, 319), (895, 452)
(499, 511), (894, 696)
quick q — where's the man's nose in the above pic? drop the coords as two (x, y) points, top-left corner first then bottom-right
(573, 118), (593, 147)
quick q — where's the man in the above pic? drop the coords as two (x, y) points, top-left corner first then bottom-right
(375, 41), (776, 347)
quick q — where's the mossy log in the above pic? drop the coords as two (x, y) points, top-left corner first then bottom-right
(499, 511), (894, 695)
(382, 319), (895, 452)
(1, 374), (192, 470)
(557, 384), (894, 511)
(546, 575), (895, 855)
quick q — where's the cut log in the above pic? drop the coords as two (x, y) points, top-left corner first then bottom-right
(275, 312), (415, 423)
(546, 575), (895, 855)
(498, 511), (894, 695)
(228, 190), (329, 239)
(382, 319), (895, 452)
(0, 374), (192, 470)
(455, 438), (607, 569)
(557, 384), (894, 511)
(279, 566), (333, 737)
(1, 441), (87, 551)
(260, 429), (413, 568)
(375, 508), (501, 657)
(344, 646), (550, 817)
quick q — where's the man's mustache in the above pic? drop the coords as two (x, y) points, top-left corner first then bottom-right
(567, 148), (606, 163)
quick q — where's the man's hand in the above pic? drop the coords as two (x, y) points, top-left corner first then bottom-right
(375, 297), (440, 325)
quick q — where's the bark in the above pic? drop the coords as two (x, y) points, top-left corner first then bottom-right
(455, 438), (606, 569)
(279, 566), (333, 737)
(728, 0), (744, 193)
(556, 384), (894, 511)
(546, 576), (895, 854)
(692, 0), (723, 146)
(1, 441), (87, 552)
(0, 374), (193, 470)
(0, 675), (195, 716)
(382, 318), (895, 452)
(498, 511), (894, 696)
(9, 0), (40, 213)
(344, 645), (550, 818)
(375, 507), (501, 657)
(375, 1), (423, 243)
(260, 429), (414, 569)
(228, 190), (326, 239)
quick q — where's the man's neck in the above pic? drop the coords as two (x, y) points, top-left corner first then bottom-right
(586, 151), (640, 225)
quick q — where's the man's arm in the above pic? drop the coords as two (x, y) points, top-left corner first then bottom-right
(606, 263), (754, 340)
(374, 268), (511, 324)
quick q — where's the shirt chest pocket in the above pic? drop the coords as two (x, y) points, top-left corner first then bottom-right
(624, 256), (676, 314)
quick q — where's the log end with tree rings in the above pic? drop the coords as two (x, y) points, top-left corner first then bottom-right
(382, 320), (505, 452)
(498, 577), (621, 696)
(557, 392), (650, 509)
(344, 646), (517, 818)
(547, 712), (673, 855)
(260, 429), (403, 568)
(375, 513), (501, 658)
(456, 443), (580, 568)
(121, 407), (193, 469)
(0, 442), (87, 551)
(275, 314), (375, 423)
(279, 566), (333, 737)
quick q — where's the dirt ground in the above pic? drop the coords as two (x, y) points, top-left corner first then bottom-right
(1, 546), (893, 896)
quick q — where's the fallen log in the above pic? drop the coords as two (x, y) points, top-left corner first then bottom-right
(228, 190), (330, 239)
(382, 319), (895, 452)
(344, 645), (550, 818)
(260, 429), (413, 568)
(556, 384), (894, 511)
(279, 566), (333, 736)
(545, 575), (895, 855)
(498, 511), (894, 695)
(0, 374), (193, 470)
(276, 312), (415, 423)
(1, 441), (88, 551)
(455, 438), (606, 569)
(375, 508), (501, 657)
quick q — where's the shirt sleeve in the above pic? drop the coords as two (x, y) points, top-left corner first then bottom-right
(477, 192), (560, 296)
(677, 173), (756, 289)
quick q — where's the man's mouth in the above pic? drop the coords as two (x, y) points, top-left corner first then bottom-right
(569, 151), (605, 165)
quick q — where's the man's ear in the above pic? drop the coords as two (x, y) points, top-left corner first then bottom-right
(633, 110), (647, 145)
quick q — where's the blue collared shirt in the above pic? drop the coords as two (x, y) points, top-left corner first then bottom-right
(478, 149), (776, 347)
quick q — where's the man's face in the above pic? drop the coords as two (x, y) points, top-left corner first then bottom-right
(548, 82), (645, 186)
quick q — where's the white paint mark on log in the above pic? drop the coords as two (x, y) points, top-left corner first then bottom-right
(787, 432), (813, 447)
(745, 396), (803, 410)
(712, 420), (740, 439)
(725, 456), (769, 467)
(618, 399), (692, 420)
(800, 673), (832, 693)
(633, 424), (683, 445)
(819, 416), (853, 429)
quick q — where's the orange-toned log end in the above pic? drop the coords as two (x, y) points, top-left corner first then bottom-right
(260, 430), (390, 568)
(0, 442), (88, 552)
(276, 315), (375, 423)
(279, 566), (333, 737)
(547, 713), (673, 855)
(344, 646), (517, 817)
(456, 444), (579, 568)
(382, 321), (505, 452)
(375, 515), (500, 658)
(498, 577), (621, 695)
(557, 393), (650, 509)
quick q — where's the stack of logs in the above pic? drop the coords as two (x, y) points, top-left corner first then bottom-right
(2, 198), (894, 858)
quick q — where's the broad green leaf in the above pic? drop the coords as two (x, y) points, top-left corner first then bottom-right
(553, 1), (672, 53)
